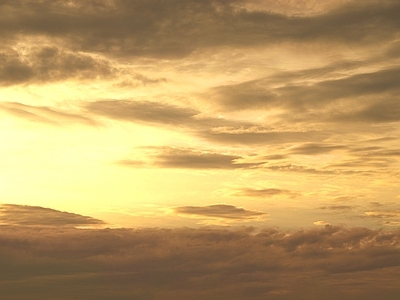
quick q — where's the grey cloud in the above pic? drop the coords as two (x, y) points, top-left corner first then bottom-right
(119, 147), (262, 170)
(201, 129), (328, 145)
(211, 67), (400, 121)
(0, 225), (399, 299)
(1, 0), (400, 59)
(349, 147), (400, 157)
(288, 143), (346, 155)
(262, 154), (287, 160)
(0, 46), (115, 85)
(336, 98), (400, 123)
(174, 204), (265, 219)
(327, 158), (393, 169)
(87, 100), (198, 127)
(87, 100), (329, 146)
(86, 100), (244, 130)
(234, 188), (298, 198)
(0, 102), (97, 126)
(321, 145), (400, 172)
(0, 204), (105, 227)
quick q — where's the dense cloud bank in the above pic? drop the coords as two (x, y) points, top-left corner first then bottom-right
(1, 225), (399, 300)
(1, 0), (400, 58)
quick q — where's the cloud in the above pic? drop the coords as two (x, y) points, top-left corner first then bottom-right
(363, 210), (400, 219)
(0, 46), (115, 85)
(0, 225), (399, 299)
(233, 188), (298, 198)
(210, 67), (400, 123)
(86, 100), (245, 130)
(314, 220), (330, 226)
(87, 100), (332, 146)
(319, 205), (354, 211)
(174, 204), (266, 219)
(201, 129), (328, 145)
(0, 102), (97, 126)
(0, 204), (105, 227)
(119, 147), (263, 170)
(1, 0), (400, 59)
(288, 143), (346, 155)
(87, 100), (199, 127)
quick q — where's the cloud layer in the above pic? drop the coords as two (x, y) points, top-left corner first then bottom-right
(0, 225), (399, 299)
(2, 0), (400, 58)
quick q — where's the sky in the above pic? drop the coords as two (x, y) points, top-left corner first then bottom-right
(0, 0), (400, 299)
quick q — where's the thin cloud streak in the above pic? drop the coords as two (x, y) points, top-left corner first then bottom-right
(118, 147), (263, 170)
(174, 204), (266, 219)
(0, 204), (105, 227)
(0, 102), (97, 126)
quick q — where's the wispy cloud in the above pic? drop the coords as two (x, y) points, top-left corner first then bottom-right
(118, 147), (263, 170)
(0, 102), (97, 126)
(233, 188), (299, 198)
(0, 204), (105, 227)
(174, 204), (266, 220)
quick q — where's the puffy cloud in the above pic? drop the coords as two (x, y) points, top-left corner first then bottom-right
(174, 204), (266, 219)
(0, 225), (399, 299)
(0, 204), (105, 227)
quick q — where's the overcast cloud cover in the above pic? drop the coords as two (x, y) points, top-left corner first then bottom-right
(0, 215), (400, 300)
(1, 0), (400, 299)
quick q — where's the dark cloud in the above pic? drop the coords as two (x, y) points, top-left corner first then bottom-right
(0, 204), (105, 227)
(211, 67), (400, 122)
(0, 225), (399, 299)
(333, 97), (400, 123)
(119, 147), (263, 170)
(174, 204), (265, 219)
(1, 0), (400, 59)
(233, 188), (298, 198)
(0, 102), (97, 126)
(0, 46), (115, 85)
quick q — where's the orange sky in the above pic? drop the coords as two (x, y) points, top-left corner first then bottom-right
(0, 1), (399, 299)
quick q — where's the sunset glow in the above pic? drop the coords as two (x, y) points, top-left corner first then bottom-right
(1, 1), (399, 299)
